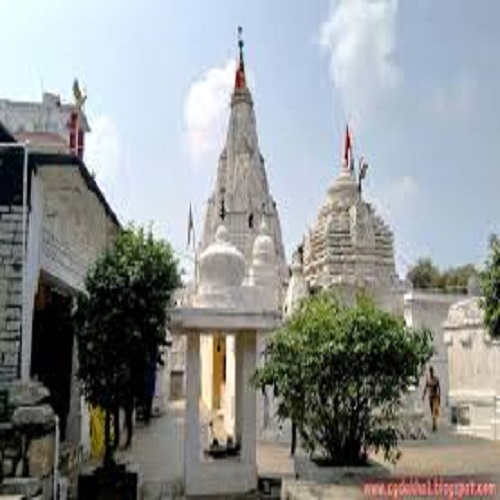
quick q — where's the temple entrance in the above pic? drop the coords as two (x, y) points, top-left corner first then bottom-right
(212, 334), (226, 410)
(30, 278), (75, 440)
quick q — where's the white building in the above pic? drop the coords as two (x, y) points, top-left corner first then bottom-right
(0, 90), (89, 159)
(0, 91), (119, 460)
(404, 290), (466, 419)
(444, 296), (500, 440)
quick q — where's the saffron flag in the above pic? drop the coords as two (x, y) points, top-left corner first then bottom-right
(235, 64), (246, 89)
(344, 125), (352, 164)
(187, 204), (194, 249)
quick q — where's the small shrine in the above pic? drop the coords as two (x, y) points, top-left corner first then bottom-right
(170, 224), (281, 496)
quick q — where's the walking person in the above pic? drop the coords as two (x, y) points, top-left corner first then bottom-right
(422, 366), (441, 432)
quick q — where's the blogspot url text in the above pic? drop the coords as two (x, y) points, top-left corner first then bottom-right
(364, 478), (497, 498)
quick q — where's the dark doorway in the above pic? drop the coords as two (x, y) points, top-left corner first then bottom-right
(31, 281), (74, 440)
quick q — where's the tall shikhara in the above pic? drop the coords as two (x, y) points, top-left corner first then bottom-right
(200, 29), (287, 284)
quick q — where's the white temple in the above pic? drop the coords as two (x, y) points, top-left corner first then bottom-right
(284, 133), (463, 429)
(290, 142), (406, 316)
(170, 222), (281, 496)
(170, 30), (286, 445)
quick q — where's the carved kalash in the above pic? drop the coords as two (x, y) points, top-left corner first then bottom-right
(170, 224), (281, 496)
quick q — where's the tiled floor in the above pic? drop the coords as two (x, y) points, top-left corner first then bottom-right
(117, 402), (500, 499)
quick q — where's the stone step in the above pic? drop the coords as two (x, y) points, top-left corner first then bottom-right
(0, 477), (43, 498)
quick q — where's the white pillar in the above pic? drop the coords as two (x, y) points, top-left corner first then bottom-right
(234, 333), (245, 445)
(200, 334), (213, 409)
(237, 332), (257, 467)
(224, 334), (236, 437)
(185, 333), (201, 476)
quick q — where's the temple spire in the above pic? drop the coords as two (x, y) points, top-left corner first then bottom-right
(235, 26), (246, 90)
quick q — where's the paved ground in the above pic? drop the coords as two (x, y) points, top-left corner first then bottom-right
(118, 403), (500, 499)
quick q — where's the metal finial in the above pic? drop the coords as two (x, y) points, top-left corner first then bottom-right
(237, 26), (244, 64)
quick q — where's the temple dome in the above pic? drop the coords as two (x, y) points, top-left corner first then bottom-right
(198, 225), (245, 290)
(303, 164), (398, 292)
(248, 219), (280, 310)
(252, 219), (275, 265)
(283, 250), (309, 318)
(327, 166), (359, 207)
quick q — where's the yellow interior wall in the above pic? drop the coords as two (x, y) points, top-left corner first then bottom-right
(212, 334), (226, 409)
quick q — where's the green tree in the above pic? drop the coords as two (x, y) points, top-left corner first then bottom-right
(406, 258), (441, 289)
(480, 234), (500, 339)
(74, 225), (180, 466)
(254, 293), (433, 466)
(441, 264), (477, 292)
(407, 258), (477, 292)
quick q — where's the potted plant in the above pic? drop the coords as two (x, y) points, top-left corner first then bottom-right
(74, 225), (180, 499)
(254, 292), (433, 483)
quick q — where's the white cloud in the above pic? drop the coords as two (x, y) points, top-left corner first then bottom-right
(320, 0), (400, 127)
(183, 60), (237, 167)
(84, 114), (122, 183)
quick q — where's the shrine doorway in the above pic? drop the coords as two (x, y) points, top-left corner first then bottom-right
(212, 334), (226, 410)
(30, 277), (75, 440)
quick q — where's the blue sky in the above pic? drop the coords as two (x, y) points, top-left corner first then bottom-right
(1, 0), (499, 276)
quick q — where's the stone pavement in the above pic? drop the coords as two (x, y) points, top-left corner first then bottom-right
(116, 401), (185, 499)
(119, 403), (500, 499)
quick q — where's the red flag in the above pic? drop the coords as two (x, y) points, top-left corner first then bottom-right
(344, 125), (352, 164)
(235, 63), (246, 89)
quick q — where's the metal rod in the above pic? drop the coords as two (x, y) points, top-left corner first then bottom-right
(53, 414), (60, 499)
(21, 143), (29, 380)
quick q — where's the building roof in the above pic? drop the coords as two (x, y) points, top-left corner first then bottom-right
(0, 121), (15, 143)
(14, 132), (69, 155)
(29, 152), (120, 228)
(0, 121), (119, 227)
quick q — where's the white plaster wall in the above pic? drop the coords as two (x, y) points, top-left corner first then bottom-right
(39, 167), (114, 293)
(446, 315), (500, 439)
(22, 172), (44, 380)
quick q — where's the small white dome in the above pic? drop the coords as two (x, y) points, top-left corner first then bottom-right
(444, 297), (483, 329)
(252, 219), (275, 264)
(284, 250), (309, 318)
(327, 168), (359, 206)
(198, 224), (245, 289)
